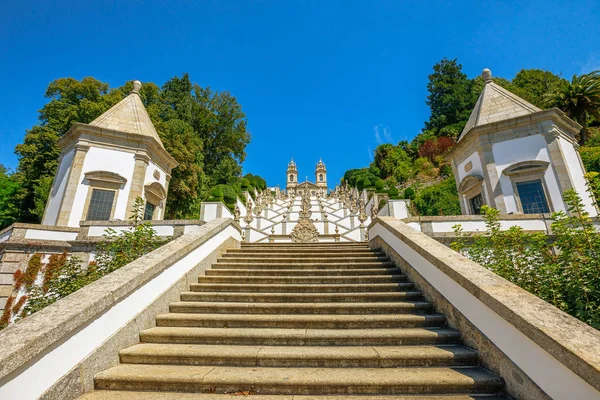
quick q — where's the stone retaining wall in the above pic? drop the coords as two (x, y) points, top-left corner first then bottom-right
(369, 217), (600, 399)
(0, 218), (241, 399)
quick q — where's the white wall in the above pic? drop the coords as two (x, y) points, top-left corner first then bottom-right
(493, 134), (564, 213)
(558, 137), (598, 217)
(69, 147), (136, 227)
(142, 160), (168, 219)
(43, 149), (75, 225)
(456, 151), (484, 183)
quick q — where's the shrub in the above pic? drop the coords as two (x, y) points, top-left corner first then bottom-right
(451, 189), (600, 329)
(20, 198), (170, 320)
(388, 186), (400, 198)
(413, 177), (460, 216)
(375, 179), (385, 191)
(580, 146), (600, 173)
(363, 178), (372, 188)
(208, 186), (224, 201)
(241, 178), (251, 190)
(403, 187), (415, 200)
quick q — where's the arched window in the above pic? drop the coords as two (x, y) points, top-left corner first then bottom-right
(289, 174), (294, 182)
(319, 174), (323, 181)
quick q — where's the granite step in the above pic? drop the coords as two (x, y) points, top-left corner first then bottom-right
(82, 392), (509, 400)
(189, 282), (414, 293)
(179, 291), (423, 303)
(119, 344), (479, 367)
(217, 256), (391, 263)
(204, 268), (404, 277)
(155, 313), (447, 329)
(169, 301), (433, 315)
(198, 274), (406, 284)
(94, 365), (503, 395)
(139, 327), (460, 346)
(212, 262), (396, 269)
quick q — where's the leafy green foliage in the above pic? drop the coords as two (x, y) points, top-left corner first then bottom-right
(580, 146), (600, 173)
(424, 58), (477, 137)
(412, 176), (461, 216)
(451, 189), (600, 329)
(544, 70), (600, 144)
(375, 179), (385, 191)
(19, 198), (169, 320)
(0, 165), (21, 229)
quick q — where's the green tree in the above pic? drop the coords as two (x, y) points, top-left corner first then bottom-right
(511, 69), (565, 108)
(372, 144), (413, 183)
(424, 58), (477, 137)
(544, 71), (600, 144)
(0, 166), (21, 229)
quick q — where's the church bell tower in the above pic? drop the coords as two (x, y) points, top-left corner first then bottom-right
(315, 159), (327, 191)
(286, 159), (298, 195)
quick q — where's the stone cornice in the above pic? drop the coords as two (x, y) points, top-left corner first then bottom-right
(58, 123), (179, 171)
(449, 108), (582, 161)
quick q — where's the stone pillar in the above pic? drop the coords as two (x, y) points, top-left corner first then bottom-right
(56, 143), (90, 226)
(480, 143), (507, 213)
(545, 131), (574, 198)
(125, 152), (150, 219)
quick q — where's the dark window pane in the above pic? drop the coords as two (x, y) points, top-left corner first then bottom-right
(144, 202), (155, 221)
(86, 189), (115, 221)
(470, 194), (484, 215)
(516, 180), (550, 214)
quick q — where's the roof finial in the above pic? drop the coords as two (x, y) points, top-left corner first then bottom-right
(482, 68), (492, 83)
(132, 80), (142, 94)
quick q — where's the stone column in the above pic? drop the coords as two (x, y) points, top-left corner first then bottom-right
(545, 130), (574, 198)
(480, 143), (507, 213)
(56, 143), (90, 226)
(125, 152), (150, 219)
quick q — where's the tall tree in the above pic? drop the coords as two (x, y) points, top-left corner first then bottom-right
(544, 71), (600, 144)
(511, 69), (565, 108)
(424, 58), (476, 138)
(0, 165), (21, 229)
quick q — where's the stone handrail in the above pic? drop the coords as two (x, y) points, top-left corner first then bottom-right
(0, 218), (241, 399)
(369, 217), (600, 399)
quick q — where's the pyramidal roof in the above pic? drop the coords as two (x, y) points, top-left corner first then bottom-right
(459, 69), (541, 140)
(89, 80), (164, 148)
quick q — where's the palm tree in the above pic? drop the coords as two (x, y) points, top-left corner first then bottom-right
(544, 71), (600, 145)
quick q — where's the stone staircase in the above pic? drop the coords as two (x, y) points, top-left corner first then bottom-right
(82, 243), (508, 399)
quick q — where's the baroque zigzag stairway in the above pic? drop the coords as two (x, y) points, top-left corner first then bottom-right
(82, 242), (507, 399)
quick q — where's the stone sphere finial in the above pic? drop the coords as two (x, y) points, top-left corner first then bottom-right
(132, 80), (142, 94)
(482, 68), (492, 82)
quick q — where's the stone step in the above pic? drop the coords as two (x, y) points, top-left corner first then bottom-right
(155, 313), (447, 329)
(119, 344), (479, 367)
(242, 243), (369, 248)
(218, 256), (391, 263)
(94, 365), (503, 395)
(169, 301), (433, 315)
(221, 252), (386, 259)
(190, 282), (414, 293)
(82, 392), (510, 400)
(217, 256), (391, 264)
(213, 262), (396, 270)
(179, 291), (423, 303)
(204, 268), (404, 277)
(140, 327), (461, 346)
(226, 249), (384, 255)
(198, 274), (406, 284)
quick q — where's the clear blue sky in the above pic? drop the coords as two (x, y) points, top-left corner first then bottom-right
(1, 1), (599, 189)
